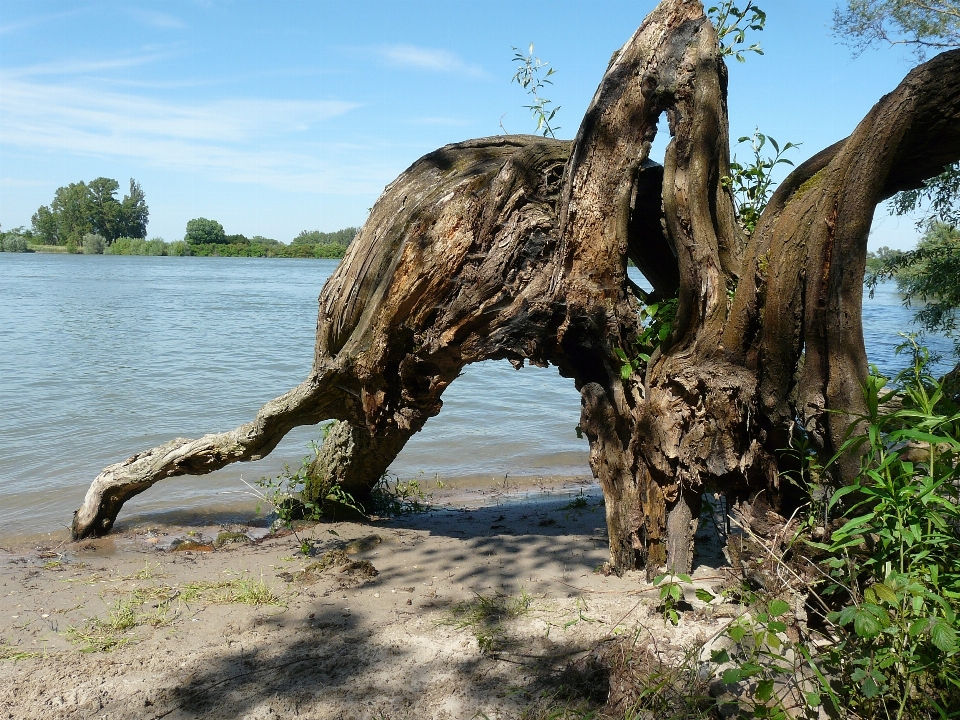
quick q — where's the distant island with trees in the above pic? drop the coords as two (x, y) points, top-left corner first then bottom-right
(0, 176), (357, 259)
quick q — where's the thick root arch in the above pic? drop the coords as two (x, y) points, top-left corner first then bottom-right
(73, 2), (960, 583)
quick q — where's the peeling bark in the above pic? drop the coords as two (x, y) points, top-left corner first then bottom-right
(73, 0), (960, 584)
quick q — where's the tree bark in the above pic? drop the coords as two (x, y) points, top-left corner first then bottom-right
(303, 420), (414, 503)
(73, 0), (960, 584)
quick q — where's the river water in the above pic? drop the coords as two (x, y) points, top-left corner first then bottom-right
(0, 254), (954, 541)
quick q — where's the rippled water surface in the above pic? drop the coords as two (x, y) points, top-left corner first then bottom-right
(0, 253), (953, 539)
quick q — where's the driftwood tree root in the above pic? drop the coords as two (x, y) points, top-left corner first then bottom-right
(73, 136), (576, 539)
(73, 1), (960, 583)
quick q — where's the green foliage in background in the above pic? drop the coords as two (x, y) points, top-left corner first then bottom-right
(31, 178), (148, 247)
(832, 0), (960, 58)
(184, 217), (226, 245)
(107, 237), (149, 255)
(0, 227), (31, 252)
(166, 240), (190, 256)
(81, 233), (106, 254)
(867, 223), (960, 355)
(292, 228), (358, 247)
(183, 225), (357, 258)
(0, 224), (357, 259)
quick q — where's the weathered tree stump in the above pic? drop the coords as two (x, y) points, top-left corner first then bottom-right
(73, 0), (960, 580)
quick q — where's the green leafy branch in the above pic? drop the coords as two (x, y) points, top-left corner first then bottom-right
(708, 1), (767, 62)
(511, 43), (560, 138)
(723, 130), (800, 233)
(615, 297), (679, 380)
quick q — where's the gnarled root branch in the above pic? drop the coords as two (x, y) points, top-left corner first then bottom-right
(72, 377), (346, 538)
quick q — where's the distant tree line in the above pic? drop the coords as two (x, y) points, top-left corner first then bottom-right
(181, 218), (357, 258)
(2, 188), (356, 260)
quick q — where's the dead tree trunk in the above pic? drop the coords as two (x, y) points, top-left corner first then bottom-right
(73, 135), (576, 537)
(73, 0), (960, 582)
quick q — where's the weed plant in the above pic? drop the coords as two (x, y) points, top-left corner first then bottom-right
(809, 336), (960, 718)
(245, 423), (363, 554)
(448, 590), (533, 654)
(653, 574), (713, 626)
(66, 592), (174, 653)
(0, 641), (43, 661)
(66, 573), (280, 653)
(367, 473), (432, 516)
(179, 574), (281, 606)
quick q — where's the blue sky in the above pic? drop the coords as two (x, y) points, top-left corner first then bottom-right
(0, 0), (934, 249)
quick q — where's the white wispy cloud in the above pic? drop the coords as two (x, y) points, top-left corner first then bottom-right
(379, 44), (488, 79)
(126, 8), (187, 30)
(0, 8), (85, 36)
(0, 75), (380, 194)
(2, 78), (358, 140)
(6, 53), (179, 79)
(0, 178), (48, 188)
(82, 65), (334, 92)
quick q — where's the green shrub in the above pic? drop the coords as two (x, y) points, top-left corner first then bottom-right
(82, 233), (106, 254)
(1, 233), (30, 252)
(145, 238), (167, 256)
(106, 237), (132, 255)
(107, 237), (151, 255)
(167, 240), (190, 256)
(811, 336), (960, 718)
(188, 242), (267, 257)
(292, 228), (357, 247)
(313, 243), (347, 259)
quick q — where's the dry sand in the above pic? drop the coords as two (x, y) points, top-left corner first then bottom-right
(0, 482), (731, 719)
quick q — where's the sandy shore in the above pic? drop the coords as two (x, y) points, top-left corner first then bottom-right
(0, 484), (730, 719)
